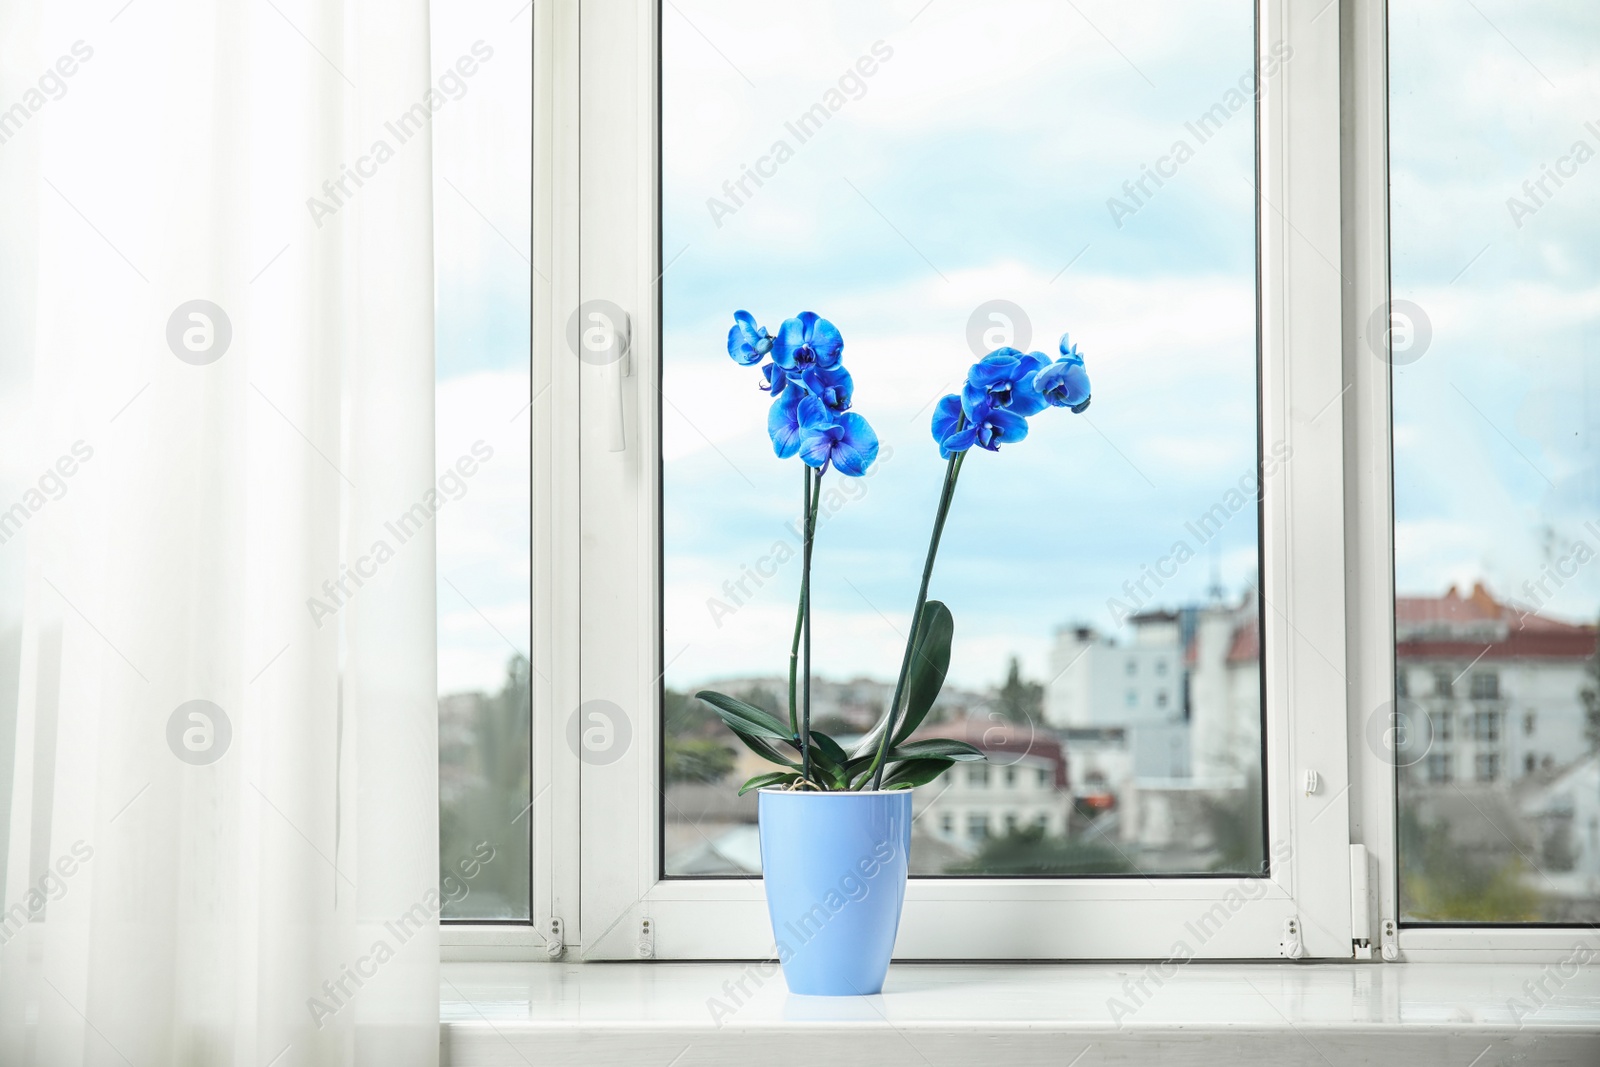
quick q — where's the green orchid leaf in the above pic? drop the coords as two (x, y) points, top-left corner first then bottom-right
(887, 738), (985, 762)
(727, 726), (803, 771)
(892, 601), (953, 748)
(696, 689), (797, 744)
(739, 771), (801, 796)
(808, 729), (849, 770)
(880, 756), (956, 790)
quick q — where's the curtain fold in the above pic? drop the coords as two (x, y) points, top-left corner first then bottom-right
(0, 2), (439, 1064)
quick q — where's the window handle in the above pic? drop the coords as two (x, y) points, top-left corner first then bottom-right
(597, 309), (632, 453)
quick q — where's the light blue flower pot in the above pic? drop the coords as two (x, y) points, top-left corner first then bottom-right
(757, 789), (912, 996)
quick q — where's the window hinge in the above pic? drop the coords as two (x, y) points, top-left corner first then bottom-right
(1350, 844), (1372, 958)
(1278, 916), (1307, 959)
(637, 916), (655, 959)
(1381, 919), (1400, 962)
(544, 916), (565, 960)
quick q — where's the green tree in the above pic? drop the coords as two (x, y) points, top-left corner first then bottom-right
(994, 657), (1043, 723)
(440, 654), (532, 920)
(1398, 805), (1541, 921)
(1196, 769), (1266, 875)
(665, 737), (735, 783)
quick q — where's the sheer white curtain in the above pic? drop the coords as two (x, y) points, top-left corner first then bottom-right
(0, 2), (439, 1064)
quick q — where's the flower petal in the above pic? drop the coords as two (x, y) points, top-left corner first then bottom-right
(991, 408), (1029, 444)
(965, 351), (1022, 388)
(807, 315), (844, 367)
(771, 315), (809, 368)
(977, 408), (1029, 450)
(831, 413), (879, 476)
(940, 425), (978, 460)
(931, 394), (964, 444)
(797, 424), (838, 469)
(1008, 372), (1049, 417)
(797, 394), (837, 433)
(768, 389), (805, 458)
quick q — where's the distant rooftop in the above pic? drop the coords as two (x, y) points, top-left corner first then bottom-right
(1216, 583), (1596, 665)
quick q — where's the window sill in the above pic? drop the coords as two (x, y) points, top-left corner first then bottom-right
(440, 960), (1600, 1065)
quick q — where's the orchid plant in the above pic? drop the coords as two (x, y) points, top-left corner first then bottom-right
(696, 312), (1093, 793)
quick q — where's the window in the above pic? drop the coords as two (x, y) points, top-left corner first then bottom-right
(969, 764), (990, 788)
(1431, 670), (1453, 698)
(942, 812), (954, 836)
(565, 0), (1398, 963)
(1390, 0), (1599, 925)
(1474, 754), (1500, 784)
(1469, 711), (1501, 744)
(1435, 710), (1452, 742)
(1425, 753), (1452, 785)
(433, 5), (533, 921)
(1037, 767), (1049, 788)
(1155, 660), (1168, 677)
(653, 0), (1271, 883)
(1004, 767), (1017, 789)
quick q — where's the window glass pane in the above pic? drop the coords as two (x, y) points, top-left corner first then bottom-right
(661, 0), (1264, 877)
(1391, 2), (1600, 923)
(432, 12), (533, 919)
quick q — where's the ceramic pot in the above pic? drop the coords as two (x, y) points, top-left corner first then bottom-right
(756, 788), (912, 995)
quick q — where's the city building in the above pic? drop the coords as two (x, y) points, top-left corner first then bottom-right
(1045, 613), (1186, 729)
(906, 717), (1074, 859)
(1395, 583), (1594, 787)
(1188, 590), (1262, 785)
(1044, 611), (1191, 799)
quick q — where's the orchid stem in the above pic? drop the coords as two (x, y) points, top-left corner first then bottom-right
(800, 465), (822, 785)
(866, 450), (964, 790)
(787, 465), (808, 738)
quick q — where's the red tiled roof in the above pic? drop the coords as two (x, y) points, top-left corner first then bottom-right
(1396, 583), (1595, 662)
(1227, 621), (1260, 664)
(1217, 584), (1596, 665)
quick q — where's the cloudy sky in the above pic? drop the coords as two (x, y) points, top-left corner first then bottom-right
(432, 3), (532, 696)
(662, 0), (1262, 690)
(1389, 1), (1600, 624)
(652, 0), (1599, 693)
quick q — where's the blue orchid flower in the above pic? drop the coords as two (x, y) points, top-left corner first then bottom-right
(768, 387), (807, 459)
(969, 404), (1029, 451)
(1035, 333), (1092, 412)
(727, 310), (772, 366)
(772, 312), (844, 373)
(797, 396), (878, 476)
(932, 394), (1028, 455)
(800, 364), (853, 414)
(960, 348), (1049, 420)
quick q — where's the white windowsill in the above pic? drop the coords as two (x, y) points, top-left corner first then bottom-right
(440, 960), (1600, 1065)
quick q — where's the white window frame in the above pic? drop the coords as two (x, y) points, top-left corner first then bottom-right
(441, 0), (1595, 965)
(562, 0), (1354, 962)
(1340, 0), (1595, 964)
